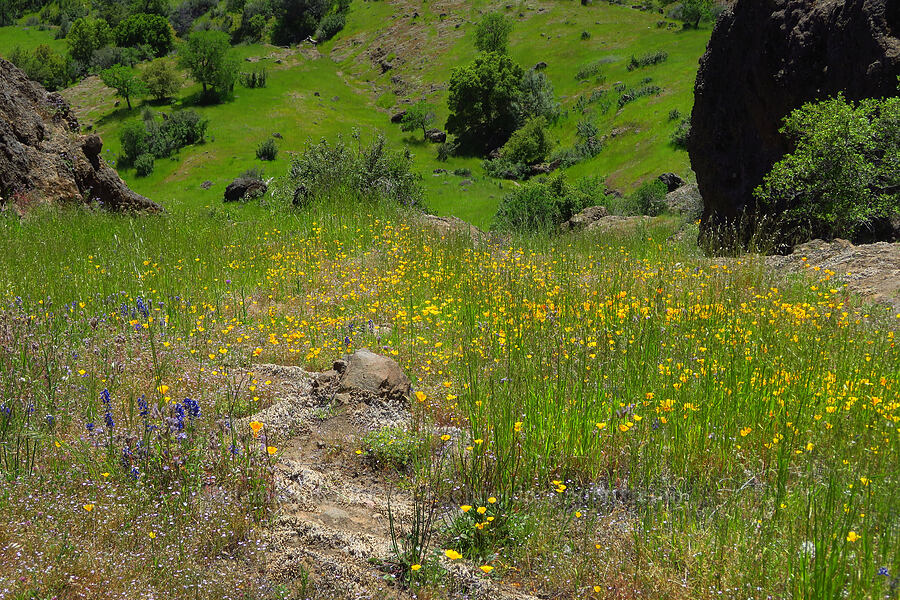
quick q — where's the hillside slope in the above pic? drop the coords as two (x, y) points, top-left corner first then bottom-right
(44, 0), (710, 226)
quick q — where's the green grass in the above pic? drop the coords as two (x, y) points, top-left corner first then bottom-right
(53, 0), (709, 229)
(0, 24), (66, 58)
(0, 197), (897, 599)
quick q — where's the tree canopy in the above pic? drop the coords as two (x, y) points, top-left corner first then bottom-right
(178, 30), (238, 99)
(446, 52), (524, 153)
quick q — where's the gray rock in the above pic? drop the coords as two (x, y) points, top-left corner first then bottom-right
(665, 183), (703, 219)
(339, 349), (411, 399)
(425, 129), (447, 143)
(561, 205), (610, 232)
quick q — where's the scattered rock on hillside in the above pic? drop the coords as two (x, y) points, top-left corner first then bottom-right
(665, 183), (703, 219)
(422, 214), (487, 242)
(224, 177), (267, 202)
(534, 61), (548, 70)
(390, 109), (407, 123)
(0, 58), (160, 212)
(529, 159), (561, 177)
(425, 128), (447, 143)
(658, 172), (685, 192)
(334, 349), (411, 400)
(561, 205), (610, 231)
(200, 180), (213, 190)
(690, 0), (900, 239)
(765, 238), (900, 312)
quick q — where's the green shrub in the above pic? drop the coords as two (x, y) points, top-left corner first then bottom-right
(618, 84), (661, 108)
(114, 13), (174, 57)
(239, 68), (268, 88)
(120, 110), (208, 164)
(493, 173), (592, 232)
(474, 12), (512, 54)
(627, 50), (668, 71)
(755, 93), (900, 241)
(517, 69), (560, 124)
(500, 116), (552, 165)
(670, 117), (691, 149)
(574, 60), (606, 82)
(256, 138), (278, 161)
(436, 141), (457, 162)
(483, 156), (529, 180)
(134, 153), (155, 177)
(580, 30), (591, 40)
(289, 133), (426, 209)
(360, 426), (419, 470)
(119, 120), (149, 166)
(446, 52), (524, 153)
(315, 12), (345, 41)
(141, 58), (180, 102)
(626, 179), (668, 216)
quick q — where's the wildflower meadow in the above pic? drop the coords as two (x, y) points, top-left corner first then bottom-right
(0, 200), (897, 599)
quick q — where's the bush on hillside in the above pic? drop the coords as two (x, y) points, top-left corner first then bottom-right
(315, 12), (345, 41)
(627, 50), (669, 70)
(239, 68), (268, 88)
(499, 116), (552, 165)
(626, 179), (668, 216)
(670, 117), (691, 149)
(256, 138), (278, 161)
(493, 173), (592, 232)
(142, 58), (181, 102)
(516, 69), (561, 124)
(474, 12), (512, 54)
(114, 13), (174, 57)
(9, 44), (73, 91)
(134, 153), (155, 177)
(119, 110), (208, 165)
(755, 93), (900, 242)
(446, 52), (524, 153)
(288, 133), (425, 209)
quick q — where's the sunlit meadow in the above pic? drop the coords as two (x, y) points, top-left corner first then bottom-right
(0, 199), (897, 599)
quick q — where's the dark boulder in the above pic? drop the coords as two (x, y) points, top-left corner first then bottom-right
(390, 109), (407, 123)
(425, 129), (447, 143)
(689, 0), (900, 240)
(0, 58), (160, 212)
(657, 172), (684, 192)
(224, 177), (267, 202)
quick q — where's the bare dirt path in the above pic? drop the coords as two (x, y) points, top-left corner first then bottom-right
(243, 359), (537, 599)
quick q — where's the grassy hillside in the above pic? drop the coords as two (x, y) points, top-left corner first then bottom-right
(47, 0), (709, 228)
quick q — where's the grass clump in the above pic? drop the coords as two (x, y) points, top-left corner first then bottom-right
(627, 50), (669, 70)
(255, 137), (278, 161)
(360, 426), (419, 470)
(287, 133), (425, 209)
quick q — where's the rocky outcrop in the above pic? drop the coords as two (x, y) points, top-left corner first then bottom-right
(0, 58), (159, 212)
(690, 0), (900, 237)
(561, 205), (609, 231)
(665, 183), (703, 219)
(765, 238), (900, 312)
(224, 177), (267, 202)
